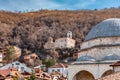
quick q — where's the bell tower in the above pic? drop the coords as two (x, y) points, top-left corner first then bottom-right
(67, 31), (72, 38)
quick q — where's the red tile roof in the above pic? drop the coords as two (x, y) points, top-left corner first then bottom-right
(0, 69), (10, 77)
(110, 61), (120, 66)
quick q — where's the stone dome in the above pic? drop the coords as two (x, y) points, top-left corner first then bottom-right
(85, 18), (120, 41)
(77, 55), (96, 61)
(102, 54), (120, 61)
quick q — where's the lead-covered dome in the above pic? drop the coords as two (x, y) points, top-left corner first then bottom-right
(102, 54), (120, 61)
(85, 18), (120, 41)
(77, 55), (96, 61)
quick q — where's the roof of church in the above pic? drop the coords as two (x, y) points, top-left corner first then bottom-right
(85, 18), (120, 41)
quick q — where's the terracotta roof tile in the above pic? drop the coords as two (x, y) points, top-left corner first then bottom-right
(0, 69), (10, 77)
(110, 61), (120, 66)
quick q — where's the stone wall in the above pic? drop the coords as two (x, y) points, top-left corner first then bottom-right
(81, 37), (120, 49)
(44, 42), (55, 49)
(68, 63), (112, 80)
(55, 38), (75, 49)
(78, 46), (120, 60)
(114, 66), (120, 72)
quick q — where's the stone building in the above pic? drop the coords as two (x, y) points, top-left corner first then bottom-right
(48, 63), (68, 76)
(55, 31), (75, 49)
(110, 61), (120, 72)
(24, 53), (38, 64)
(68, 18), (120, 80)
(44, 37), (55, 49)
(0, 51), (3, 62)
(44, 31), (75, 49)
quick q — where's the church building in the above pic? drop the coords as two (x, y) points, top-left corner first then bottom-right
(44, 31), (76, 49)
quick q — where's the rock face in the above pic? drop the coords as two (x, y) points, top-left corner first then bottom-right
(14, 46), (21, 58)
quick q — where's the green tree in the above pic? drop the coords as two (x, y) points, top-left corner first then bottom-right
(4, 46), (16, 63)
(44, 58), (56, 68)
(13, 76), (19, 80)
(28, 72), (36, 80)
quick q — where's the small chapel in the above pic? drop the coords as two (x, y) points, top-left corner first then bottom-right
(44, 31), (76, 49)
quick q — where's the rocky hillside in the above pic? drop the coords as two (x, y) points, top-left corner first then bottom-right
(0, 8), (120, 51)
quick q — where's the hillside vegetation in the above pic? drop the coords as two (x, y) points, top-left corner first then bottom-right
(0, 8), (120, 51)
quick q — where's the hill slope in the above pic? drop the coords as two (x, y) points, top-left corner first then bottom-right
(0, 8), (120, 51)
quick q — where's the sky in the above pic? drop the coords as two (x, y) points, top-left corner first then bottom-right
(0, 0), (120, 12)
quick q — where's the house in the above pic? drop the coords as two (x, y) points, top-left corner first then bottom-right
(50, 69), (68, 80)
(44, 37), (55, 49)
(24, 53), (38, 63)
(55, 31), (75, 49)
(0, 61), (32, 73)
(0, 50), (4, 62)
(0, 52), (3, 67)
(110, 61), (120, 72)
(0, 69), (10, 79)
(0, 68), (24, 80)
(48, 63), (68, 76)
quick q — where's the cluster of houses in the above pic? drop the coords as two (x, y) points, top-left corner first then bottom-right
(0, 45), (68, 80)
(1, 26), (120, 80)
(0, 61), (68, 80)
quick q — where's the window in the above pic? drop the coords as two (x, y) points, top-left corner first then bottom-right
(16, 63), (20, 65)
(57, 69), (60, 72)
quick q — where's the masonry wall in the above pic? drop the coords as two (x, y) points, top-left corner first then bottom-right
(114, 66), (120, 72)
(55, 38), (75, 49)
(48, 68), (68, 75)
(68, 63), (112, 80)
(81, 37), (120, 49)
(78, 46), (120, 60)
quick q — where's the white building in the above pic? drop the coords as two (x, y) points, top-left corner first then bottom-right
(55, 31), (75, 49)
(0, 61), (32, 73)
(0, 53), (3, 62)
(68, 18), (120, 80)
(48, 63), (68, 76)
(110, 61), (120, 72)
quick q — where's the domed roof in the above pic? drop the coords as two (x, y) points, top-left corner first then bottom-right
(85, 18), (120, 41)
(102, 54), (120, 61)
(77, 55), (96, 61)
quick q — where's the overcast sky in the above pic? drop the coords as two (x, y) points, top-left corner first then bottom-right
(0, 0), (120, 12)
